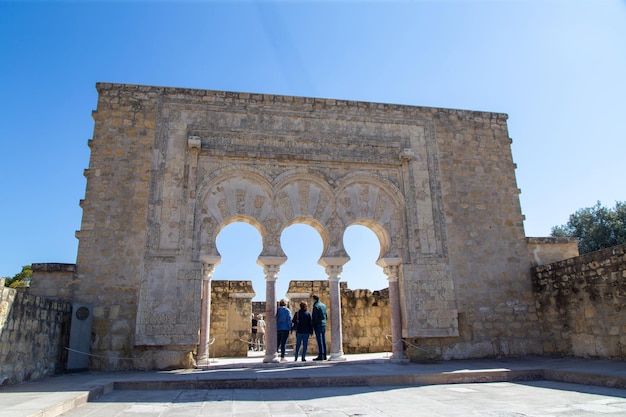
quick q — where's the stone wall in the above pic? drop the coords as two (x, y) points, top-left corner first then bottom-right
(73, 83), (162, 369)
(71, 83), (542, 368)
(29, 263), (76, 300)
(532, 244), (626, 358)
(209, 280), (255, 358)
(252, 301), (266, 317)
(341, 288), (391, 354)
(399, 109), (539, 361)
(0, 281), (71, 385)
(527, 237), (580, 267)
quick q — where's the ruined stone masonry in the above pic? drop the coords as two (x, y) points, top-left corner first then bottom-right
(27, 83), (583, 370)
(533, 244), (626, 358)
(0, 280), (71, 385)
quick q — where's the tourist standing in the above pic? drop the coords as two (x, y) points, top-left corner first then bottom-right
(250, 313), (258, 351)
(275, 299), (292, 361)
(256, 314), (266, 351)
(311, 294), (328, 360)
(292, 301), (313, 361)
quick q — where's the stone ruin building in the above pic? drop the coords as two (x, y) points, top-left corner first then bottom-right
(28, 83), (582, 370)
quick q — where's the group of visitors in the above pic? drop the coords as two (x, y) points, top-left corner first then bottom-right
(250, 313), (266, 351)
(276, 294), (327, 362)
(252, 294), (328, 362)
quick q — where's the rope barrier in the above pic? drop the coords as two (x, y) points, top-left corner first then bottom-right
(384, 334), (433, 353)
(66, 337), (217, 365)
(239, 337), (297, 350)
(64, 347), (142, 361)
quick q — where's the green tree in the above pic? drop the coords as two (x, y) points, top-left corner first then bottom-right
(2, 265), (32, 288)
(550, 201), (626, 254)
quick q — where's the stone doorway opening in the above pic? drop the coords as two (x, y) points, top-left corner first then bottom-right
(207, 221), (392, 361)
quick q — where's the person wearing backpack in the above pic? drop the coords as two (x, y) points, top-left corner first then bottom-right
(292, 301), (313, 361)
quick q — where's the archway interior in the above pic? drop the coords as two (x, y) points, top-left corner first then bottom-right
(342, 225), (388, 291)
(213, 222), (265, 300)
(212, 222), (387, 301)
(279, 223), (326, 299)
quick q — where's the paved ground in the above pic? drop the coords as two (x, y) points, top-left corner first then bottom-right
(58, 381), (626, 417)
(2, 352), (626, 417)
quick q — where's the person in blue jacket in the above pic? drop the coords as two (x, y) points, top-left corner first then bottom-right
(275, 298), (292, 361)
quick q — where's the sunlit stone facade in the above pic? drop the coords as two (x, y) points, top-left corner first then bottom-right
(71, 83), (541, 369)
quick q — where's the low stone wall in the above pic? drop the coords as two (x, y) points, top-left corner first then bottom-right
(29, 263), (76, 301)
(532, 244), (626, 358)
(527, 237), (579, 267)
(209, 280), (255, 358)
(341, 288), (391, 354)
(0, 281), (71, 385)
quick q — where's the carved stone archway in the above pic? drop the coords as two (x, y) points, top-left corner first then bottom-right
(77, 85), (517, 371)
(194, 168), (406, 362)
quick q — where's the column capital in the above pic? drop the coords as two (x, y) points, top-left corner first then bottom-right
(200, 256), (221, 281)
(377, 257), (403, 283)
(325, 265), (343, 281)
(319, 257), (349, 281)
(257, 256), (287, 282)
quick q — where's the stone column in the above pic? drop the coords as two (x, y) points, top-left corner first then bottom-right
(378, 257), (406, 361)
(319, 257), (349, 361)
(257, 256), (287, 363)
(197, 255), (221, 366)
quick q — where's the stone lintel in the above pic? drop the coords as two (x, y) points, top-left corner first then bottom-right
(200, 255), (222, 266)
(256, 256), (287, 268)
(376, 257), (403, 268)
(286, 292), (311, 299)
(229, 293), (256, 299)
(318, 257), (350, 268)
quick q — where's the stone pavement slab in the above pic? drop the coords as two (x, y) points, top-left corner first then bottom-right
(53, 381), (626, 417)
(2, 353), (626, 417)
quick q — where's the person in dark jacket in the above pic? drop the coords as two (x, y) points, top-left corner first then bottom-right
(311, 294), (328, 360)
(250, 313), (258, 351)
(292, 301), (314, 361)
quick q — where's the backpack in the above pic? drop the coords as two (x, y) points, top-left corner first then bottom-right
(291, 311), (299, 332)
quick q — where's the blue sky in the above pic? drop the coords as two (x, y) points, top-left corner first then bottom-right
(1, 1), (624, 300)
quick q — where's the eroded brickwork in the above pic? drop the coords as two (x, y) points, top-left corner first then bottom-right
(341, 288), (391, 354)
(209, 281), (255, 358)
(533, 244), (626, 358)
(29, 263), (76, 300)
(0, 282), (71, 385)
